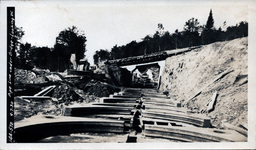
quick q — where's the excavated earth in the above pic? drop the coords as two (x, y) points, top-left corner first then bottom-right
(14, 69), (120, 122)
(13, 37), (248, 143)
(160, 37), (248, 128)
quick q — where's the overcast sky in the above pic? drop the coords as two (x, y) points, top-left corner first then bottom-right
(13, 1), (248, 64)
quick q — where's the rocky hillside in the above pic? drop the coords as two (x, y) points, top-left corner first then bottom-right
(160, 37), (248, 128)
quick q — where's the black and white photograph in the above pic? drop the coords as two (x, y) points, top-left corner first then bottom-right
(1, 0), (256, 149)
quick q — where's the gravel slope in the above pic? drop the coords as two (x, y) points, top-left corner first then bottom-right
(160, 37), (248, 128)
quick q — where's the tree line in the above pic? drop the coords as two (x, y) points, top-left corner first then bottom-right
(15, 26), (87, 71)
(93, 9), (248, 64)
(14, 9), (248, 71)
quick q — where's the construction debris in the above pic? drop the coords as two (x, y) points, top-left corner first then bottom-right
(14, 68), (121, 122)
(206, 91), (218, 113)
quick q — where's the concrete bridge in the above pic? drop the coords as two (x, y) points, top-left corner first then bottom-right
(106, 46), (200, 67)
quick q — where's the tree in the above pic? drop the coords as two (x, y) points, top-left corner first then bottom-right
(19, 42), (31, 65)
(183, 18), (201, 47)
(237, 21), (248, 37)
(205, 9), (214, 30)
(153, 31), (161, 52)
(173, 29), (179, 49)
(93, 49), (110, 65)
(160, 31), (173, 50)
(55, 26), (87, 64)
(201, 29), (217, 44)
(184, 18), (200, 32)
(201, 9), (216, 44)
(142, 35), (153, 54)
(157, 23), (165, 37)
(14, 26), (27, 68)
(30, 46), (52, 69)
(110, 45), (122, 59)
(14, 26), (25, 52)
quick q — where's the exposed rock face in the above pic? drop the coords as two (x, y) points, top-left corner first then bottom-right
(160, 38), (248, 128)
(94, 63), (132, 87)
(107, 64), (132, 86)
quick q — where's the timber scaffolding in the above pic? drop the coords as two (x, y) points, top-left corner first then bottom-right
(106, 46), (201, 66)
(14, 88), (247, 143)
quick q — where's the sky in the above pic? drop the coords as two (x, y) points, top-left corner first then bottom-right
(13, 0), (248, 64)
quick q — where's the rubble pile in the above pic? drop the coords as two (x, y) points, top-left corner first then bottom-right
(14, 97), (62, 122)
(80, 80), (120, 97)
(52, 84), (81, 104)
(15, 69), (46, 85)
(14, 68), (121, 122)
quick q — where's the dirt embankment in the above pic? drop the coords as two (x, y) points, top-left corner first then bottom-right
(160, 37), (248, 128)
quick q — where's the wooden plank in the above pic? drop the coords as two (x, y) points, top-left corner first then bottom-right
(206, 91), (218, 112)
(34, 85), (56, 96)
(189, 69), (233, 101)
(20, 96), (52, 99)
(223, 123), (248, 137)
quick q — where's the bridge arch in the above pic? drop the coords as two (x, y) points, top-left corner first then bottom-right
(120, 60), (165, 88)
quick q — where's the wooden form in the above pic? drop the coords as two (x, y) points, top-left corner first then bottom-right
(92, 102), (145, 109)
(142, 111), (211, 127)
(143, 94), (168, 98)
(143, 101), (177, 108)
(14, 115), (125, 142)
(144, 106), (188, 114)
(110, 94), (141, 98)
(142, 118), (191, 127)
(144, 124), (247, 142)
(100, 97), (140, 103)
(63, 105), (135, 116)
(142, 98), (181, 107)
(89, 114), (133, 121)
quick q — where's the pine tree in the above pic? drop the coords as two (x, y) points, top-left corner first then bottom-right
(206, 9), (214, 30)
